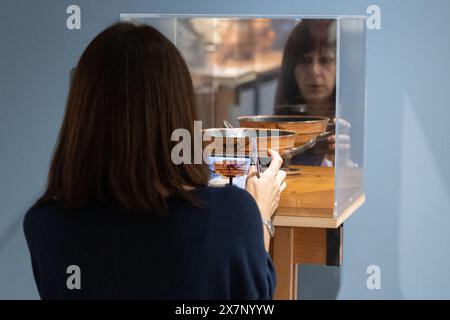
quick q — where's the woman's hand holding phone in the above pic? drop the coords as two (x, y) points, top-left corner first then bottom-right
(245, 149), (287, 221)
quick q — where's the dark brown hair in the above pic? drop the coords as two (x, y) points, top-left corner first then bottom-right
(274, 19), (337, 109)
(38, 22), (209, 213)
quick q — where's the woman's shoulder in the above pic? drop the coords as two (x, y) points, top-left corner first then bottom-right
(202, 185), (258, 212)
(23, 201), (60, 232)
(199, 185), (261, 228)
(23, 200), (93, 238)
(203, 185), (255, 202)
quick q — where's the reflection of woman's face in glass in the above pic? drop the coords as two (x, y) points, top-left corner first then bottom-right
(294, 49), (336, 105)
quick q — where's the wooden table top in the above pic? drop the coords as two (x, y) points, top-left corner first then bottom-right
(274, 165), (364, 229)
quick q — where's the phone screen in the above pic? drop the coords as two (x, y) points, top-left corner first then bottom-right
(207, 156), (250, 189)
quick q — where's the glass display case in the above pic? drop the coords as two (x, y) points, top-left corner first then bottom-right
(120, 14), (366, 227)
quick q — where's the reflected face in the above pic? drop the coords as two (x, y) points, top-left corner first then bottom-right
(294, 50), (336, 105)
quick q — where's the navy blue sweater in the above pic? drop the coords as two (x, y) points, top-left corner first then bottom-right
(23, 185), (276, 300)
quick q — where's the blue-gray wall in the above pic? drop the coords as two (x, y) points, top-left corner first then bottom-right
(1, 0), (449, 299)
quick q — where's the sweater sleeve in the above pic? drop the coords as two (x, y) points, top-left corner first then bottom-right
(218, 186), (277, 300)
